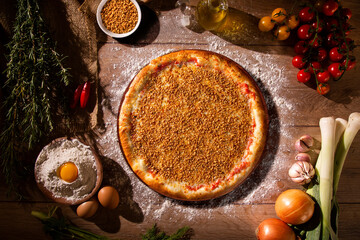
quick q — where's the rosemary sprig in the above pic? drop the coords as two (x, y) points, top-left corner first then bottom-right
(1, 0), (71, 197)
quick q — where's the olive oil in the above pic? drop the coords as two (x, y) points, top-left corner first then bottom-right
(196, 0), (228, 30)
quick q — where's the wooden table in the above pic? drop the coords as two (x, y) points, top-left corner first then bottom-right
(1, 0), (359, 239)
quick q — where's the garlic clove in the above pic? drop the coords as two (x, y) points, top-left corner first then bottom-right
(288, 160), (315, 185)
(295, 135), (314, 152)
(295, 152), (311, 162)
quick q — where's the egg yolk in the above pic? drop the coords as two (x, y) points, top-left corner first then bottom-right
(58, 162), (78, 183)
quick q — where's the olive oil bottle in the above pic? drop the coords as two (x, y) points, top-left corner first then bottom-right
(196, 0), (228, 30)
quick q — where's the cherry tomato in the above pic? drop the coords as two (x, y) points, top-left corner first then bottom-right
(317, 70), (331, 83)
(341, 58), (356, 71)
(299, 7), (315, 22)
(286, 15), (300, 30)
(323, 0), (338, 16)
(325, 18), (339, 31)
(294, 40), (309, 54)
(297, 24), (313, 40)
(292, 55), (306, 69)
(317, 83), (330, 95)
(272, 8), (287, 23)
(317, 48), (327, 62)
(329, 47), (344, 62)
(297, 69), (311, 83)
(328, 62), (344, 78)
(274, 25), (290, 40)
(258, 16), (275, 32)
(342, 22), (351, 36)
(326, 33), (340, 48)
(311, 19), (323, 33)
(309, 37), (321, 48)
(342, 8), (352, 21)
(309, 61), (322, 74)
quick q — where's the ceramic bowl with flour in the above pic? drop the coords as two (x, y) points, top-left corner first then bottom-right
(35, 138), (103, 205)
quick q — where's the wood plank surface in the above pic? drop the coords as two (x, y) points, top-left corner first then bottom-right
(1, 0), (360, 239)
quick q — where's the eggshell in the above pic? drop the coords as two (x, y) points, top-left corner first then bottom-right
(98, 186), (119, 209)
(76, 198), (99, 218)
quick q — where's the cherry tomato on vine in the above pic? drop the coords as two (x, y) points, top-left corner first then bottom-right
(297, 24), (313, 40)
(317, 70), (331, 83)
(309, 61), (322, 74)
(294, 40), (309, 54)
(317, 83), (330, 95)
(297, 69), (311, 83)
(317, 48), (327, 62)
(258, 16), (275, 32)
(325, 18), (339, 31)
(286, 15), (300, 29)
(299, 7), (315, 22)
(326, 33), (340, 48)
(341, 58), (356, 71)
(309, 37), (321, 48)
(272, 8), (287, 23)
(328, 62), (344, 78)
(274, 25), (290, 40)
(342, 8), (352, 21)
(322, 0), (339, 16)
(329, 47), (344, 62)
(292, 55), (306, 69)
(311, 19), (323, 33)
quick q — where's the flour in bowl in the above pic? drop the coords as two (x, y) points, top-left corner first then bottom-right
(35, 138), (97, 202)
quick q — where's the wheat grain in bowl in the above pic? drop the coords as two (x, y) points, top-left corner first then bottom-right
(97, 0), (141, 38)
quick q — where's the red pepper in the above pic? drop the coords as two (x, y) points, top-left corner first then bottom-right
(80, 81), (91, 108)
(70, 84), (84, 109)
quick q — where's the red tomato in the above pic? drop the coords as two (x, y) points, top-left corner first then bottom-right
(329, 47), (344, 62)
(317, 70), (331, 83)
(325, 18), (339, 31)
(322, 0), (339, 16)
(317, 48), (327, 62)
(326, 33), (340, 48)
(328, 62), (344, 78)
(297, 24), (313, 40)
(342, 8), (352, 21)
(297, 69), (311, 83)
(292, 55), (306, 68)
(299, 7), (315, 22)
(311, 19), (323, 33)
(309, 37), (321, 48)
(341, 58), (356, 71)
(309, 61), (322, 74)
(317, 83), (330, 95)
(294, 40), (309, 54)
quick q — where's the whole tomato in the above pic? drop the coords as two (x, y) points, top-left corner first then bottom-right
(317, 70), (331, 83)
(323, 0), (339, 16)
(309, 61), (322, 74)
(297, 69), (311, 83)
(317, 83), (330, 95)
(286, 15), (300, 29)
(297, 24), (313, 40)
(342, 8), (352, 21)
(275, 25), (290, 40)
(328, 63), (344, 78)
(311, 19), (324, 32)
(317, 48), (327, 61)
(309, 37), (321, 48)
(292, 55), (306, 69)
(341, 58), (356, 71)
(299, 7), (315, 22)
(294, 40), (309, 54)
(329, 47), (344, 62)
(258, 16), (275, 32)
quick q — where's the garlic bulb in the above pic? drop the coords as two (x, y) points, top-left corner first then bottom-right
(288, 161), (315, 185)
(295, 152), (311, 162)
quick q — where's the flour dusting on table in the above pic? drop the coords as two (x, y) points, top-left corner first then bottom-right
(97, 34), (295, 223)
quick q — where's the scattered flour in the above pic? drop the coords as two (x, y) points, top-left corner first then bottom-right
(35, 139), (97, 202)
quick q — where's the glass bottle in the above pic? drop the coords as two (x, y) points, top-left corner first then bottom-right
(195, 0), (228, 31)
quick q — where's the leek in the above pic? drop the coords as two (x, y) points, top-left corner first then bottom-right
(318, 117), (336, 240)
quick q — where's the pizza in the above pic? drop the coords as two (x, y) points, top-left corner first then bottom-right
(118, 50), (267, 201)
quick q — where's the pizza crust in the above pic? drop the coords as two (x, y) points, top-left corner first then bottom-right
(118, 50), (268, 201)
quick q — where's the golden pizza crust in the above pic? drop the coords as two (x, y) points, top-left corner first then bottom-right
(118, 50), (267, 201)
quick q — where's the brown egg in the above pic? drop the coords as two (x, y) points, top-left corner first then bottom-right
(98, 186), (119, 209)
(76, 198), (99, 218)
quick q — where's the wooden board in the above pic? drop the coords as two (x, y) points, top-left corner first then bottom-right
(1, 0), (360, 239)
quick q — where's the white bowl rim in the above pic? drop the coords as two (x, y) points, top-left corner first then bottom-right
(96, 0), (142, 38)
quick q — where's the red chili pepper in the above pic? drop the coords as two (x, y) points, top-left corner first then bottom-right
(70, 84), (84, 109)
(80, 81), (91, 108)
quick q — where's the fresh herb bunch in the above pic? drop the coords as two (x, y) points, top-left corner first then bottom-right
(142, 224), (191, 240)
(1, 0), (71, 197)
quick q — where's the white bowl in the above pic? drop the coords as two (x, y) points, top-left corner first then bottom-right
(96, 0), (142, 38)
